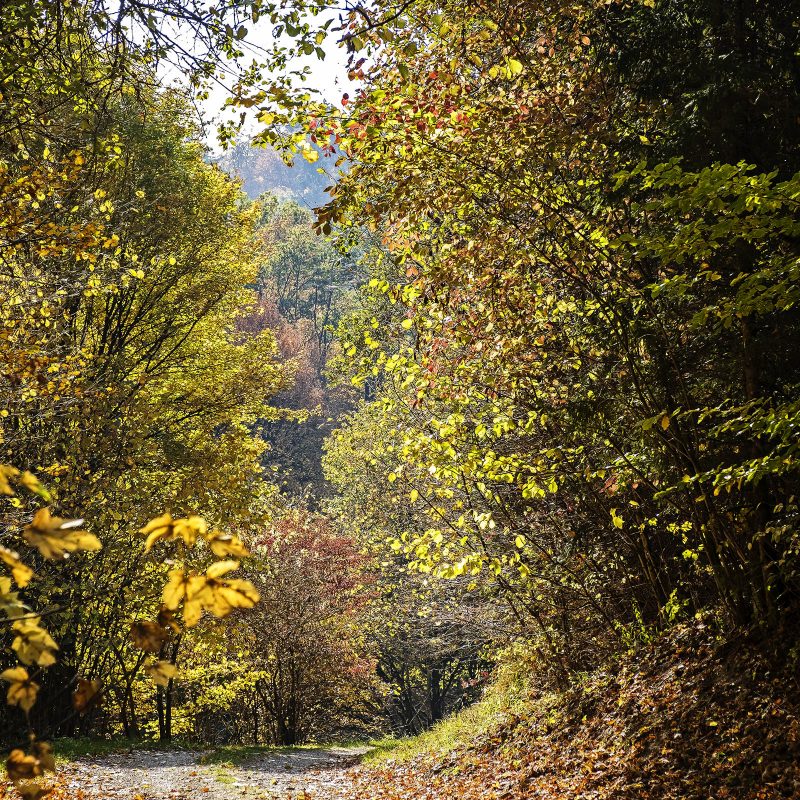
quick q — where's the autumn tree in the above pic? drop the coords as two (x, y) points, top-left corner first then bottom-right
(287, 0), (800, 678)
(240, 197), (362, 501)
(241, 510), (379, 745)
(324, 401), (503, 733)
(0, 2), (287, 766)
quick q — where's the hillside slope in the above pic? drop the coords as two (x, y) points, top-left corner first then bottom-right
(350, 621), (800, 800)
(215, 140), (332, 205)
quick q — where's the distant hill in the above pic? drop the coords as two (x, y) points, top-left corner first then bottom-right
(215, 140), (334, 208)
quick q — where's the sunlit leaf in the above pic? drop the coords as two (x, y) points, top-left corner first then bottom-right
(162, 569), (207, 626)
(11, 618), (58, 667)
(144, 660), (177, 687)
(204, 578), (260, 617)
(184, 574), (210, 626)
(205, 530), (250, 557)
(18, 472), (52, 502)
(23, 508), (100, 560)
(206, 559), (239, 579)
(0, 546), (34, 587)
(201, 561), (259, 618)
(162, 568), (190, 610)
(0, 465), (20, 496)
(140, 512), (173, 551)
(141, 513), (207, 551)
(172, 515), (207, 546)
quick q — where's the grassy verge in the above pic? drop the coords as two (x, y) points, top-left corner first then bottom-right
(52, 736), (168, 764)
(362, 680), (532, 766)
(197, 740), (369, 767)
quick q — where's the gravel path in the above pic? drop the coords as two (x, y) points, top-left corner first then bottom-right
(58, 747), (369, 800)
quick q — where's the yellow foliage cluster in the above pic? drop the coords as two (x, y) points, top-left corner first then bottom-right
(128, 513), (260, 684)
(0, 476), (263, 791)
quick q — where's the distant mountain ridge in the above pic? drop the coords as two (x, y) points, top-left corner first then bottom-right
(215, 140), (334, 208)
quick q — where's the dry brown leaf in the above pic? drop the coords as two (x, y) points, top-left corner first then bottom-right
(129, 620), (169, 653)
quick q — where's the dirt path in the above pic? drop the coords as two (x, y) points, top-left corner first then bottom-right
(58, 747), (369, 800)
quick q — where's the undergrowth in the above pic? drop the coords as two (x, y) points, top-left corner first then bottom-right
(364, 646), (536, 766)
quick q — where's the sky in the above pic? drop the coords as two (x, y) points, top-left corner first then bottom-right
(159, 10), (353, 150)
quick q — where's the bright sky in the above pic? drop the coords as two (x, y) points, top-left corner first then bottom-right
(160, 12), (352, 150)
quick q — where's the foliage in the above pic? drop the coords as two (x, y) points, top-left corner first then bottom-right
(164, 510), (381, 747)
(0, 0), (290, 789)
(324, 402), (500, 735)
(4, 0), (800, 794)
(239, 510), (380, 745)
(244, 197), (361, 501)
(298, 0), (800, 685)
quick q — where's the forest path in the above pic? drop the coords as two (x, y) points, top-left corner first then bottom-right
(59, 746), (370, 800)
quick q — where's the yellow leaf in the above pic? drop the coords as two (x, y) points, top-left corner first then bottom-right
(205, 579), (260, 618)
(173, 515), (206, 546)
(162, 568), (189, 610)
(661, 414), (670, 430)
(0, 465), (20, 496)
(72, 678), (102, 713)
(18, 472), (51, 502)
(205, 530), (249, 558)
(145, 660), (177, 687)
(23, 508), (100, 560)
(1, 667), (39, 713)
(0, 578), (24, 618)
(0, 546), (34, 587)
(301, 146), (319, 163)
(141, 512), (174, 552)
(142, 513), (206, 551)
(12, 618), (58, 667)
(184, 575), (209, 627)
(206, 560), (239, 579)
(163, 564), (256, 628)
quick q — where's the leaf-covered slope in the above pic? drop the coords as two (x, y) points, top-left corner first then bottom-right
(351, 621), (800, 800)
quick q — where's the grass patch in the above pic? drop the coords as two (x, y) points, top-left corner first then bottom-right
(362, 685), (529, 767)
(364, 697), (510, 764)
(52, 736), (166, 764)
(198, 741), (366, 767)
(209, 764), (236, 784)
